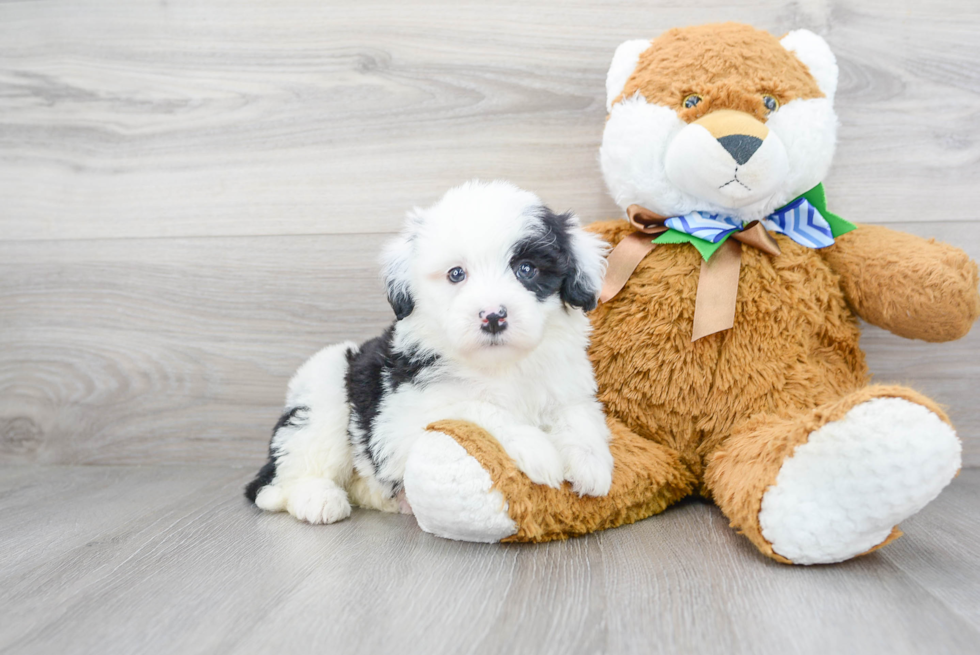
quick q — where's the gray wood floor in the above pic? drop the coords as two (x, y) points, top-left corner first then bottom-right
(1, 466), (978, 655)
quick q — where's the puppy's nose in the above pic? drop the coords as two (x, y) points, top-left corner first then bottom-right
(717, 134), (763, 165)
(479, 306), (508, 335)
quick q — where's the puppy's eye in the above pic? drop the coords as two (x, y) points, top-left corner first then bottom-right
(447, 266), (466, 284)
(515, 262), (537, 280)
(763, 95), (779, 113)
(683, 94), (702, 109)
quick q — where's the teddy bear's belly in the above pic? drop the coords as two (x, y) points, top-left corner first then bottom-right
(588, 239), (868, 477)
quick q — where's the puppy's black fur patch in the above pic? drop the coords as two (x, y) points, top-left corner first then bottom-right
(386, 283), (415, 320)
(510, 206), (598, 311)
(244, 406), (309, 503)
(345, 326), (438, 489)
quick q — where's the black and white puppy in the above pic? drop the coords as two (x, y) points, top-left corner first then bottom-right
(245, 180), (613, 525)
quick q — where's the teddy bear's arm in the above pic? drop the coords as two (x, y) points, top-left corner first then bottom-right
(820, 225), (980, 342)
(405, 416), (696, 543)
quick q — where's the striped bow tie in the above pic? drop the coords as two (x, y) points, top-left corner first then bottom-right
(599, 184), (857, 341)
(666, 197), (834, 252)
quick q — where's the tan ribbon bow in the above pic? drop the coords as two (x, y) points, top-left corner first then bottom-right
(599, 204), (782, 342)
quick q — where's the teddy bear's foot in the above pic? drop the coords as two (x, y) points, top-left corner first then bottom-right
(706, 385), (963, 565)
(403, 430), (518, 542)
(758, 397), (961, 564)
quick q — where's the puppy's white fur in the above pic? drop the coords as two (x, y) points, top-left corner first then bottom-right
(248, 180), (613, 524)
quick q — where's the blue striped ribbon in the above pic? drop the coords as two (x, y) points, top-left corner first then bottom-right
(664, 198), (835, 250)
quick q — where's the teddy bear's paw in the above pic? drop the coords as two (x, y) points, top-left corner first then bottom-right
(403, 431), (518, 543)
(759, 398), (961, 564)
(278, 478), (352, 525)
(562, 445), (614, 497)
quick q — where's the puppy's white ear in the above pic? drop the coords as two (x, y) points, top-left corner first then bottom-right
(561, 217), (609, 312)
(606, 39), (652, 112)
(380, 208), (422, 320)
(781, 29), (838, 102)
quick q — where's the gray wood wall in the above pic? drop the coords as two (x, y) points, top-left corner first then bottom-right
(2, 0), (978, 468)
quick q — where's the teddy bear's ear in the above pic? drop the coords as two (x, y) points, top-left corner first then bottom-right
(606, 39), (653, 112)
(780, 29), (838, 102)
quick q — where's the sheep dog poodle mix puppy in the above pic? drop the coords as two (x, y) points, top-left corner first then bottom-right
(245, 180), (613, 525)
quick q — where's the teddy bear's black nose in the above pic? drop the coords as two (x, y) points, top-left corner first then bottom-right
(717, 134), (763, 165)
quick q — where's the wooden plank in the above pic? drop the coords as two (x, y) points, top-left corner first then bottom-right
(0, 465), (244, 580)
(1, 221), (978, 467)
(599, 488), (980, 655)
(0, 233), (391, 342)
(0, 0), (978, 241)
(0, 234), (393, 467)
(881, 471), (980, 630)
(0, 465), (978, 655)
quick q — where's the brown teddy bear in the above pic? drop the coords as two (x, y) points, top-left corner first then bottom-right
(401, 22), (980, 564)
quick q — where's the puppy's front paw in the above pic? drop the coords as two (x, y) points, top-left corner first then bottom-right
(563, 445), (614, 497)
(503, 428), (564, 489)
(285, 478), (351, 525)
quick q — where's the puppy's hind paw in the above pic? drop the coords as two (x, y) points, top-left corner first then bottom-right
(254, 485), (286, 512)
(285, 478), (352, 525)
(563, 445), (614, 497)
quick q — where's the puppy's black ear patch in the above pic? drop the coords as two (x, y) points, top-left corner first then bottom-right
(381, 222), (419, 321)
(560, 274), (599, 312)
(535, 207), (601, 311)
(387, 284), (415, 320)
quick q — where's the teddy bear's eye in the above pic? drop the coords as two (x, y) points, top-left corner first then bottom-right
(683, 94), (702, 109)
(763, 95), (779, 113)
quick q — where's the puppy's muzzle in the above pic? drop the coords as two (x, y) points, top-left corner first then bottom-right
(479, 306), (508, 335)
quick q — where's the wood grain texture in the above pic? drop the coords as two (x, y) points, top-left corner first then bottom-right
(0, 0), (978, 241)
(0, 2), (979, 466)
(1, 465), (978, 655)
(1, 222), (979, 467)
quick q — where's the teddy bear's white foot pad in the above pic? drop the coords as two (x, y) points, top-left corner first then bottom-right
(404, 431), (518, 543)
(759, 397), (961, 564)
